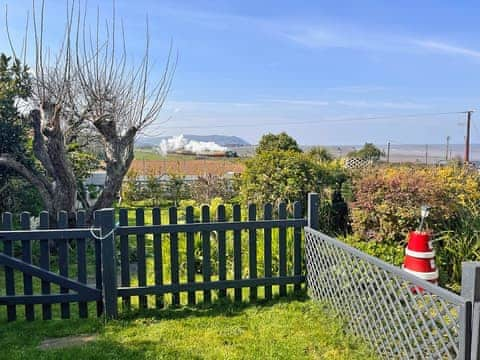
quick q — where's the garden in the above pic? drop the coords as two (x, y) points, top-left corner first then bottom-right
(0, 1), (479, 357)
(119, 136), (480, 293)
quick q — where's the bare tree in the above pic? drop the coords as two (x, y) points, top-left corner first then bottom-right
(0, 1), (176, 220)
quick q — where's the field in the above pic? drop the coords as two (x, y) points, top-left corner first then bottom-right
(131, 158), (245, 176)
(134, 149), (198, 161)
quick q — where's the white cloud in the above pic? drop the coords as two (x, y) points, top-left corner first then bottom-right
(282, 25), (480, 61)
(326, 85), (388, 93)
(281, 25), (401, 52)
(264, 99), (329, 106)
(155, 4), (480, 61)
(412, 40), (480, 59)
(336, 100), (430, 109)
(167, 100), (257, 108)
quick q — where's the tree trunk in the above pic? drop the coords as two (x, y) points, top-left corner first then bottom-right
(89, 120), (136, 218)
(0, 108), (77, 223)
(33, 107), (77, 220)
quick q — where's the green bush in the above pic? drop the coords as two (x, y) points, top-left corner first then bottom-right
(347, 142), (384, 161)
(0, 177), (43, 216)
(436, 202), (480, 291)
(240, 150), (347, 210)
(347, 164), (480, 291)
(350, 165), (480, 242)
(256, 132), (301, 153)
(342, 234), (405, 266)
(122, 171), (145, 203)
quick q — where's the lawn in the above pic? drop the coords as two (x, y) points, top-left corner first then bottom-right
(0, 294), (375, 360)
(0, 204), (375, 359)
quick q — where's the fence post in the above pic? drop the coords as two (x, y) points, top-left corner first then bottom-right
(461, 262), (480, 360)
(96, 208), (118, 319)
(307, 193), (320, 230)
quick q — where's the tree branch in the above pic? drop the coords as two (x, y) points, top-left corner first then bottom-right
(0, 183), (8, 196)
(121, 126), (137, 145)
(76, 183), (90, 210)
(93, 115), (117, 142)
(0, 155), (53, 206)
(30, 109), (56, 177)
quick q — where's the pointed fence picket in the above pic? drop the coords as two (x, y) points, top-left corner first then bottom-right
(0, 200), (308, 321)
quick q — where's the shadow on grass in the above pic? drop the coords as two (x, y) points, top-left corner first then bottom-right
(118, 290), (310, 321)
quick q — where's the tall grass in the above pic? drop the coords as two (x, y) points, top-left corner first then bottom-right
(436, 201), (480, 292)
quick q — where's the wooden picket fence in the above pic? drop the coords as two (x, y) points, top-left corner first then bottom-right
(0, 194), (320, 321)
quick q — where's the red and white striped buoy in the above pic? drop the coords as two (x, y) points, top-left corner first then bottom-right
(402, 231), (438, 285)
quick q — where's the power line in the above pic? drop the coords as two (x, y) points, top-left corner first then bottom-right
(158, 111), (466, 130)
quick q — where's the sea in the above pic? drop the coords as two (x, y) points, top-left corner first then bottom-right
(234, 144), (480, 164)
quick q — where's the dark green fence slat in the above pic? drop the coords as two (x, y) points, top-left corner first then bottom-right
(98, 209), (117, 319)
(0, 201), (308, 322)
(115, 219), (306, 236)
(0, 229), (100, 241)
(136, 208), (147, 310)
(278, 203), (287, 296)
(202, 205), (211, 304)
(21, 212), (34, 321)
(58, 211), (70, 319)
(152, 208), (163, 309)
(263, 204), (273, 300)
(93, 212), (103, 316)
(248, 204), (257, 301)
(39, 211), (51, 320)
(185, 206), (196, 305)
(233, 205), (242, 302)
(0, 293), (100, 305)
(169, 207), (180, 306)
(119, 209), (131, 309)
(293, 201), (302, 292)
(118, 275), (305, 297)
(0, 254), (101, 297)
(217, 205), (227, 298)
(2, 212), (16, 321)
(76, 211), (88, 318)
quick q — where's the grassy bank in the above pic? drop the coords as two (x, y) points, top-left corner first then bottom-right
(0, 295), (375, 360)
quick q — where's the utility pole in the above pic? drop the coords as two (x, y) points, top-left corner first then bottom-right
(387, 141), (391, 163)
(425, 144), (428, 165)
(465, 110), (474, 163)
(445, 136), (450, 161)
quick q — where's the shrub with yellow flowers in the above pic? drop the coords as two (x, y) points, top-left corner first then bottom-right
(350, 164), (480, 243)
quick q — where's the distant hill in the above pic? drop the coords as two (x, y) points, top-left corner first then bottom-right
(136, 134), (250, 148)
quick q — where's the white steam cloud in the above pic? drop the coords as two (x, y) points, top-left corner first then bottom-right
(157, 135), (227, 156)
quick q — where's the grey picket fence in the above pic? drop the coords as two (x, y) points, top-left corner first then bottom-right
(0, 199), (312, 321)
(305, 227), (480, 360)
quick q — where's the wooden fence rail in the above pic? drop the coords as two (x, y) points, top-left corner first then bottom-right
(0, 193), (320, 321)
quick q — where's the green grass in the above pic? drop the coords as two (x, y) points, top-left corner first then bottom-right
(134, 149), (197, 161)
(0, 295), (375, 360)
(0, 204), (376, 358)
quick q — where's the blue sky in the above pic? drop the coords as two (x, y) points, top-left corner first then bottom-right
(2, 0), (480, 145)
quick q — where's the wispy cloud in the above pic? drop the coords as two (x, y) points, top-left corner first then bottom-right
(282, 25), (480, 61)
(264, 99), (329, 106)
(336, 100), (430, 110)
(155, 4), (480, 61)
(281, 25), (402, 52)
(167, 100), (257, 108)
(167, 96), (432, 112)
(412, 40), (480, 59)
(326, 85), (388, 93)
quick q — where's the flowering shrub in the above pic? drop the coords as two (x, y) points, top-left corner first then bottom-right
(350, 165), (480, 242)
(240, 150), (346, 210)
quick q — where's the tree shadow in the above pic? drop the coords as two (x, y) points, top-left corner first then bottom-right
(36, 339), (151, 360)
(118, 290), (310, 321)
